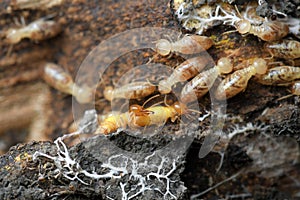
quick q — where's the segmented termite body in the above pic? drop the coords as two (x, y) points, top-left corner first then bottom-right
(235, 5), (289, 42)
(95, 102), (187, 135)
(158, 55), (213, 94)
(264, 40), (300, 59)
(155, 35), (213, 56)
(103, 81), (156, 101)
(255, 66), (300, 86)
(235, 19), (289, 42)
(180, 57), (233, 104)
(9, 0), (63, 10)
(43, 63), (93, 104)
(5, 18), (61, 44)
(95, 112), (131, 135)
(68, 111), (121, 133)
(215, 58), (267, 100)
(43, 63), (73, 94)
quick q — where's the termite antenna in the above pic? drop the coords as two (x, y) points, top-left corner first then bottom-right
(147, 99), (164, 108)
(120, 101), (129, 113)
(163, 94), (170, 106)
(146, 56), (154, 65)
(277, 93), (294, 101)
(220, 29), (238, 36)
(142, 94), (160, 108)
(6, 44), (14, 57)
(234, 4), (242, 18)
(94, 98), (107, 106)
(187, 108), (202, 115)
(190, 171), (242, 199)
(43, 13), (57, 20)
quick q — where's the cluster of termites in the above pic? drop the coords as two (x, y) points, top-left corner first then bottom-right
(40, 1), (300, 136)
(172, 0), (299, 40)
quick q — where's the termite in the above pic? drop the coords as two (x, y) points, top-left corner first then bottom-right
(155, 35), (213, 56)
(95, 102), (187, 135)
(103, 81), (156, 101)
(158, 55), (213, 94)
(68, 111), (121, 133)
(255, 66), (300, 86)
(264, 40), (300, 59)
(8, 0), (63, 11)
(235, 19), (289, 42)
(234, 4), (289, 41)
(276, 81), (300, 101)
(215, 58), (268, 100)
(180, 57), (233, 104)
(291, 81), (300, 95)
(43, 62), (94, 104)
(5, 17), (61, 44)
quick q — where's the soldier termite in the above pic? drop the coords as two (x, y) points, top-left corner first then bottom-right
(95, 101), (187, 135)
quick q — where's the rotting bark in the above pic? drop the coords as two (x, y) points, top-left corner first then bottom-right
(0, 134), (187, 200)
(0, 0), (300, 199)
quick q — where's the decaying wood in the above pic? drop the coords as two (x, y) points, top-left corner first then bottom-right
(0, 0), (299, 199)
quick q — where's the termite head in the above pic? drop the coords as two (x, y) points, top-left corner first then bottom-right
(5, 28), (21, 44)
(217, 57), (233, 74)
(103, 86), (113, 101)
(158, 79), (172, 94)
(173, 101), (187, 115)
(129, 104), (144, 115)
(74, 85), (94, 104)
(235, 19), (251, 34)
(291, 82), (300, 96)
(252, 58), (267, 75)
(155, 39), (171, 56)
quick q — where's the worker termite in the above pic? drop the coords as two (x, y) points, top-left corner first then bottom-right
(158, 55), (213, 94)
(233, 4), (289, 41)
(5, 16), (62, 44)
(155, 35), (213, 56)
(103, 81), (156, 101)
(43, 62), (94, 104)
(264, 40), (300, 59)
(291, 81), (300, 96)
(180, 57), (233, 104)
(8, 0), (63, 11)
(275, 81), (300, 101)
(215, 58), (268, 100)
(255, 66), (300, 86)
(95, 102), (188, 135)
(235, 19), (289, 42)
